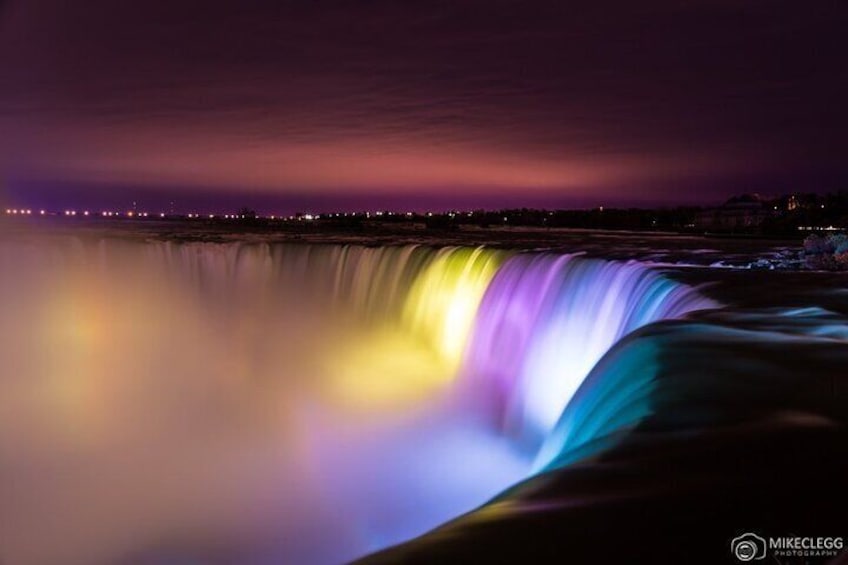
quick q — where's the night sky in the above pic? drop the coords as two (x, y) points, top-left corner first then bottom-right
(1, 0), (847, 213)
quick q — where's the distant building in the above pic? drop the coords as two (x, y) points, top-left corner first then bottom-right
(787, 195), (798, 211)
(694, 193), (778, 230)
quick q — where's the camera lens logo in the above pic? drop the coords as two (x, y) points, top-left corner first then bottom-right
(731, 533), (767, 562)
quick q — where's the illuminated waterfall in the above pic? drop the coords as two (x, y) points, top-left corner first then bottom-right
(0, 236), (714, 565)
(403, 247), (505, 366)
(461, 254), (717, 447)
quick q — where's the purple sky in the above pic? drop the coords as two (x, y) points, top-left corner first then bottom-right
(1, 0), (847, 212)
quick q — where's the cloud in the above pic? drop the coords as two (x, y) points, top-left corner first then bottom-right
(1, 0), (847, 204)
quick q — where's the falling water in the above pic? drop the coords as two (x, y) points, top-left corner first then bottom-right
(0, 236), (714, 564)
(461, 253), (716, 451)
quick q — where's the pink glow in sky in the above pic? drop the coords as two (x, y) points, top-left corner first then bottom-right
(1, 0), (846, 209)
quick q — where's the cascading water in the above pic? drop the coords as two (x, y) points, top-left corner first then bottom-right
(460, 253), (717, 455)
(0, 235), (715, 565)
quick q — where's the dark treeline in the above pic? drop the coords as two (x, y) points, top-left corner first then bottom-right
(413, 207), (700, 231)
(199, 192), (848, 236)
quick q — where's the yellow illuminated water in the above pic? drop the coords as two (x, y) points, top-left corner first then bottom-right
(402, 247), (505, 367)
(324, 328), (453, 410)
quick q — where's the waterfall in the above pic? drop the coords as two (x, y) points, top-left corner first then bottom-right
(461, 253), (717, 450)
(0, 236), (715, 565)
